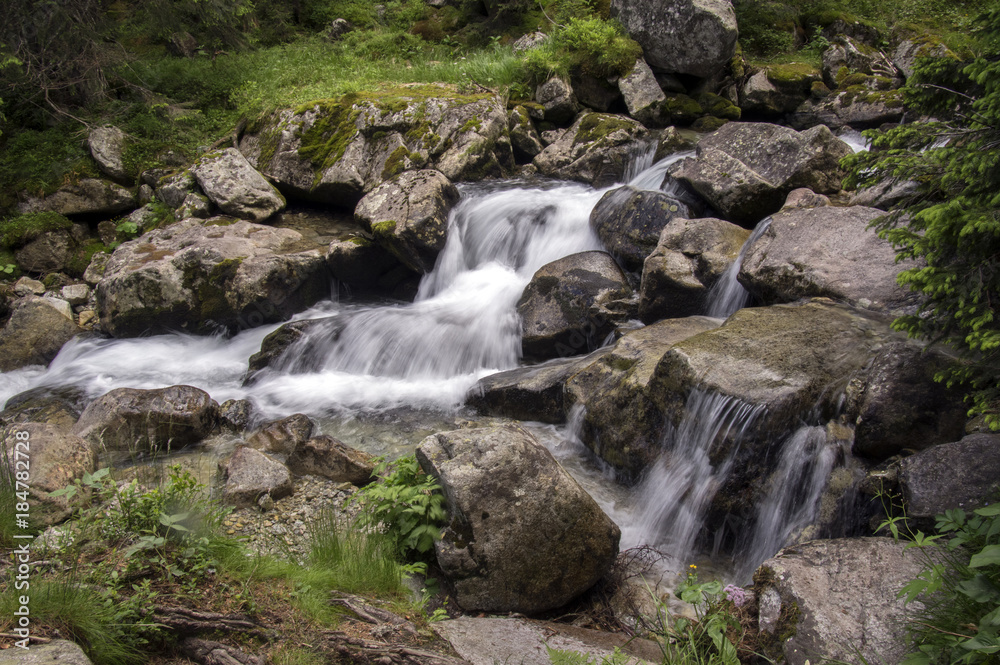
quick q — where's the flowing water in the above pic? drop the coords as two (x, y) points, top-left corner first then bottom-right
(0, 146), (846, 584)
(704, 217), (772, 319)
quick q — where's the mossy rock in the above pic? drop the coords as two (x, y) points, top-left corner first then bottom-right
(0, 212), (74, 249)
(699, 93), (741, 121)
(661, 94), (704, 125)
(766, 63), (822, 93)
(572, 114), (637, 146)
(691, 116), (729, 132)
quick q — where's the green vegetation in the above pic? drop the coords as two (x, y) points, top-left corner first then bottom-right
(844, 6), (1000, 430)
(0, 211), (73, 249)
(523, 16), (642, 82)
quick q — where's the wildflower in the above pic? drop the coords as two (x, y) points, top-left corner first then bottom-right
(723, 584), (747, 607)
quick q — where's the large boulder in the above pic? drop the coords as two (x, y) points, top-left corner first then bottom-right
(610, 0), (738, 77)
(533, 113), (650, 187)
(466, 349), (612, 424)
(566, 316), (722, 478)
(618, 59), (666, 126)
(0, 296), (82, 371)
(738, 205), (917, 314)
(96, 218), (330, 337)
(667, 122), (853, 225)
(416, 424), (621, 613)
(589, 186), (693, 274)
(639, 216), (750, 322)
(1, 422), (97, 525)
(846, 341), (967, 461)
(753, 538), (926, 665)
(239, 87), (513, 205)
(354, 169), (459, 274)
(517, 251), (633, 361)
(72, 385), (218, 453)
(222, 445), (293, 507)
(535, 77), (580, 124)
(17, 178), (137, 217)
(790, 89), (905, 131)
(190, 148), (286, 223)
(897, 433), (1000, 528)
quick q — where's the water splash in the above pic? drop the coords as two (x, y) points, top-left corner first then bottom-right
(621, 390), (765, 564)
(733, 425), (840, 582)
(704, 217), (772, 319)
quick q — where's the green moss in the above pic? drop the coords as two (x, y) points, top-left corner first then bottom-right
(661, 94), (704, 125)
(381, 146), (422, 181)
(811, 80), (833, 98)
(0, 212), (74, 249)
(65, 240), (108, 278)
(699, 93), (741, 121)
(459, 117), (483, 134)
(41, 273), (71, 290)
(766, 62), (822, 92)
(371, 220), (397, 238)
(296, 95), (364, 177)
(572, 114), (636, 146)
(691, 116), (729, 133)
(840, 87), (904, 108)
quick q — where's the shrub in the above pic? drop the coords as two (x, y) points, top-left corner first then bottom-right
(524, 16), (641, 82)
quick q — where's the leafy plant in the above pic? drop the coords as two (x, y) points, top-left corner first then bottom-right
(883, 502), (1000, 664)
(843, 6), (1000, 430)
(350, 454), (446, 559)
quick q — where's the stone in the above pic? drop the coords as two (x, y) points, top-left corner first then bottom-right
(326, 237), (414, 295)
(14, 230), (73, 274)
(511, 32), (549, 53)
(618, 59), (666, 126)
(0, 296), (81, 371)
(324, 18), (354, 41)
(535, 77), (580, 124)
(96, 218), (330, 337)
(0, 639), (95, 665)
(2, 386), (87, 430)
(176, 192), (213, 219)
(61, 283), (91, 306)
(821, 36), (900, 90)
(571, 72), (622, 113)
(218, 398), (261, 432)
(534, 112), (650, 187)
(790, 90), (905, 131)
(73, 385), (218, 453)
(157, 171), (199, 208)
(781, 188), (830, 211)
(639, 216), (750, 322)
(88, 126), (129, 181)
(466, 349), (612, 424)
(1, 422), (97, 525)
(610, 0), (738, 77)
(898, 433), (1000, 526)
(517, 251), (633, 362)
(222, 446), (294, 507)
(848, 177), (919, 210)
(416, 424), (620, 613)
(287, 435), (375, 485)
(753, 538), (927, 665)
(246, 414), (314, 456)
(508, 106), (545, 161)
(893, 38), (956, 80)
(167, 31), (198, 58)
(14, 277), (45, 296)
(739, 205), (918, 314)
(239, 87), (513, 205)
(354, 169), (459, 274)
(17, 178), (137, 217)
(82, 251), (110, 286)
(847, 341), (967, 461)
(667, 122), (853, 225)
(565, 316), (722, 479)
(589, 186), (693, 273)
(190, 148), (286, 223)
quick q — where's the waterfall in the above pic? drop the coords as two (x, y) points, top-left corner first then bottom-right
(621, 390), (765, 564)
(704, 217), (772, 319)
(733, 426), (840, 582)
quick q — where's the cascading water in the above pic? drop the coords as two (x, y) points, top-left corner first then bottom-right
(620, 390), (765, 565)
(732, 425), (840, 582)
(704, 217), (772, 319)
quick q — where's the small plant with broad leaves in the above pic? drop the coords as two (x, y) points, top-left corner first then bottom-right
(350, 454), (446, 560)
(883, 500), (1000, 664)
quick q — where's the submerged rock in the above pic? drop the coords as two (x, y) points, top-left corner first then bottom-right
(73, 385), (218, 453)
(96, 218), (330, 337)
(416, 424), (620, 613)
(517, 251), (633, 362)
(667, 122), (852, 225)
(753, 538), (925, 665)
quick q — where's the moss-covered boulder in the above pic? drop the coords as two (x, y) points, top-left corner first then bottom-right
(790, 87), (905, 130)
(639, 216), (750, 322)
(95, 218), (330, 337)
(533, 112), (649, 187)
(821, 36), (900, 90)
(741, 65), (821, 116)
(738, 205), (918, 314)
(416, 424), (620, 613)
(354, 169), (459, 274)
(667, 122), (852, 225)
(17, 178), (137, 217)
(239, 86), (514, 206)
(565, 316), (722, 479)
(517, 251), (633, 362)
(589, 186), (693, 274)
